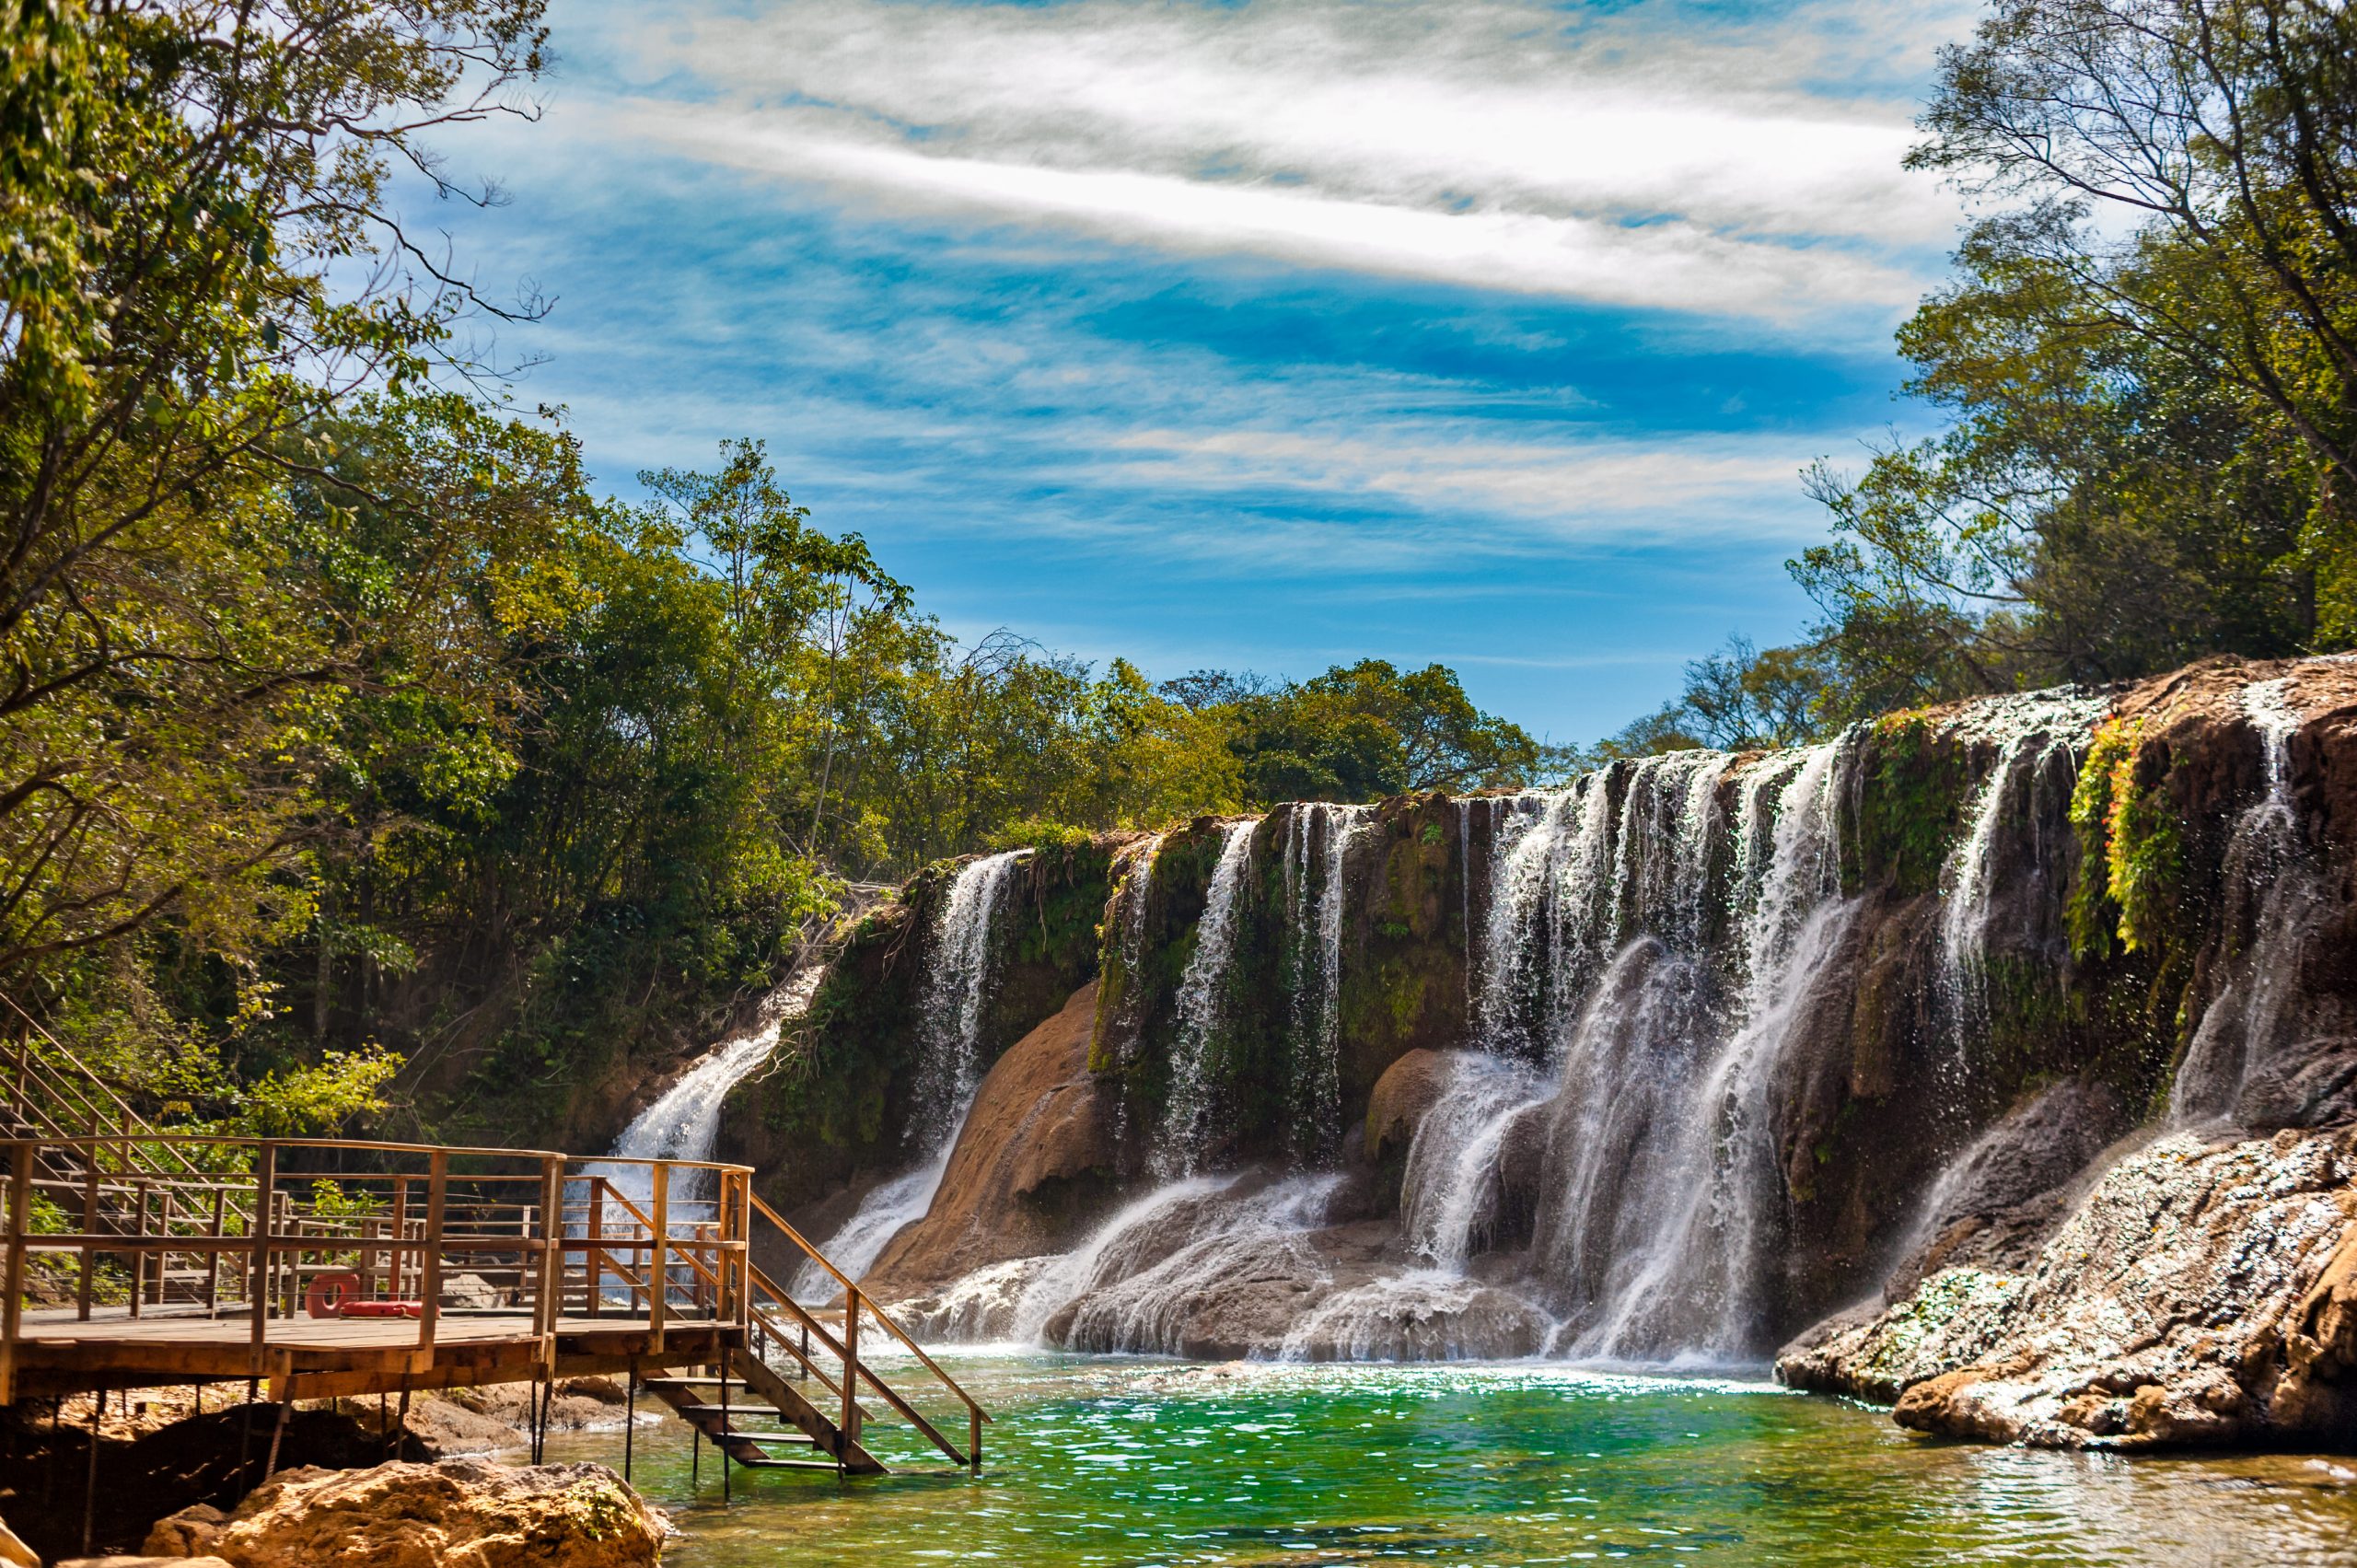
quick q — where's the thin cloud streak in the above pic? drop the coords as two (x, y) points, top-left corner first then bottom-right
(565, 0), (1973, 324)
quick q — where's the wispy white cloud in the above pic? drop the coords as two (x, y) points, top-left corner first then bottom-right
(555, 0), (1976, 324)
(1094, 426), (1820, 539)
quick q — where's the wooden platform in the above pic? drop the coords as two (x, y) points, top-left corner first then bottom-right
(5, 1307), (745, 1403)
(3, 1100), (989, 1475)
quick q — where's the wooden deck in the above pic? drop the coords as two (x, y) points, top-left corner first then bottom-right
(6, 1307), (745, 1403)
(4, 1019), (991, 1482)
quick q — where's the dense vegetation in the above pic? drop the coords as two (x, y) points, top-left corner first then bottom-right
(0, 0), (1548, 1138)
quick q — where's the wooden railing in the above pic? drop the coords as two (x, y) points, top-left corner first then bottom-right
(741, 1190), (992, 1469)
(2, 1125), (990, 1469)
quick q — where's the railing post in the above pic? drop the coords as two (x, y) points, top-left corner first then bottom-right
(3, 1141), (32, 1406)
(841, 1285), (861, 1451)
(535, 1156), (563, 1344)
(389, 1176), (409, 1302)
(248, 1142), (276, 1375)
(77, 1105), (99, 1319)
(129, 1177), (149, 1318)
(647, 1163), (668, 1355)
(417, 1151), (447, 1358)
(205, 1186), (226, 1316)
(729, 1170), (748, 1332)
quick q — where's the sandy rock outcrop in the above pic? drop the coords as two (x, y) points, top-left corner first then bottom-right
(1778, 1128), (2357, 1447)
(1364, 1049), (1457, 1165)
(865, 983), (1117, 1300)
(145, 1458), (663, 1568)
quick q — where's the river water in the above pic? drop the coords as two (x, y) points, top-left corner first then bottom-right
(544, 1353), (2357, 1565)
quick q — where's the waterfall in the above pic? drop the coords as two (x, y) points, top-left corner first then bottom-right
(1107, 833), (1164, 1049)
(1471, 789), (1564, 1056)
(2171, 677), (2318, 1124)
(800, 1135), (962, 1294)
(598, 957), (827, 1209)
(1162, 819), (1260, 1173)
(1399, 1051), (1544, 1269)
(1294, 803), (1370, 1158)
(1527, 738), (1861, 1364)
(793, 850), (1028, 1296)
(910, 849), (1031, 1148)
(868, 670), (2357, 1367)
(1935, 691), (2105, 1052)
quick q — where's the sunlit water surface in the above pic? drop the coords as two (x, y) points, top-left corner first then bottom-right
(541, 1352), (2357, 1566)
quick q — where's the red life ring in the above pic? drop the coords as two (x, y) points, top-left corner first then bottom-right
(305, 1270), (363, 1319)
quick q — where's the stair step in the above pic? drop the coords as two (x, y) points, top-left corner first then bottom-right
(737, 1458), (848, 1471)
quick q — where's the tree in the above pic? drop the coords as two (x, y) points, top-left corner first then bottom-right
(1797, 0), (2357, 698)
(1588, 634), (1837, 760)
(0, 0), (552, 977)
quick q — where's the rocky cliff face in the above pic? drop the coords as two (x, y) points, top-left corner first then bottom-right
(764, 655), (2357, 1448)
(716, 837), (1119, 1218)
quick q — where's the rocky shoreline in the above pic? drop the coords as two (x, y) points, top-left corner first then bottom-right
(0, 1382), (659, 1566)
(1777, 1127), (2357, 1449)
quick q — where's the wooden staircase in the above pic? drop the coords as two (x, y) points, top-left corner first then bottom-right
(643, 1352), (886, 1474)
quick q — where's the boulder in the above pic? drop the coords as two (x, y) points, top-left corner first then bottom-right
(865, 983), (1117, 1298)
(161, 1458), (664, 1568)
(1778, 1128), (2357, 1448)
(1362, 1049), (1456, 1166)
(145, 1504), (229, 1557)
(438, 1274), (504, 1311)
(1, 1516), (37, 1568)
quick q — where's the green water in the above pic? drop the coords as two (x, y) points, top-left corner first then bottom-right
(546, 1354), (2357, 1566)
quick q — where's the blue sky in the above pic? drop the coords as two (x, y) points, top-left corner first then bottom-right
(435, 0), (1981, 743)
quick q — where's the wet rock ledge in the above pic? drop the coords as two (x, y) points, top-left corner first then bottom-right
(1778, 1126), (2357, 1450)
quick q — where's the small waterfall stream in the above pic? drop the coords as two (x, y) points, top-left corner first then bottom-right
(598, 957), (828, 1209)
(2171, 678), (2320, 1124)
(795, 850), (1028, 1296)
(1295, 803), (1370, 1157)
(1162, 819), (1260, 1173)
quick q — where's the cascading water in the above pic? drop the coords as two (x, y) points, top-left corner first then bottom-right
(2171, 677), (2322, 1124)
(598, 957), (827, 1208)
(869, 668), (2357, 1368)
(1934, 691), (2106, 1054)
(794, 850), (1028, 1297)
(1538, 741), (1861, 1363)
(1292, 803), (1369, 1157)
(911, 850), (1031, 1143)
(1399, 1051), (1544, 1269)
(1161, 819), (1260, 1173)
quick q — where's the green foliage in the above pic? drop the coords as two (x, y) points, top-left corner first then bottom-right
(2065, 716), (2189, 961)
(240, 1046), (403, 1137)
(1589, 634), (1842, 761)
(1791, 0), (2357, 703)
(1163, 661), (1558, 803)
(1849, 714), (1970, 896)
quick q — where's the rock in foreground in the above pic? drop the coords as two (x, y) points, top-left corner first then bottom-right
(145, 1457), (664, 1567)
(1778, 1129), (2357, 1448)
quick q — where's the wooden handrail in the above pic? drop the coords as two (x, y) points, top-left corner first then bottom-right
(746, 1190), (990, 1423)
